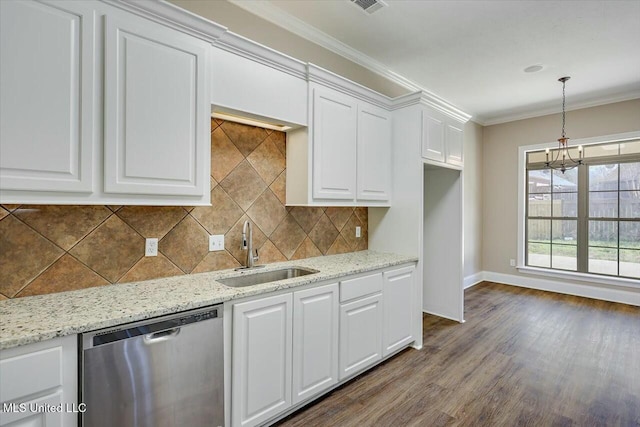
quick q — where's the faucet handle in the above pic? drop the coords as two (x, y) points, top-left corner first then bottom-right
(253, 248), (259, 261)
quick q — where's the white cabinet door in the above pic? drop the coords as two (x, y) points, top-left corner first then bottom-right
(0, 394), (62, 427)
(104, 12), (209, 197)
(357, 103), (391, 202)
(382, 266), (415, 357)
(292, 283), (339, 405)
(0, 335), (77, 427)
(446, 121), (464, 166)
(0, 0), (95, 193)
(422, 108), (465, 168)
(339, 293), (383, 380)
(422, 110), (446, 163)
(232, 294), (292, 427)
(312, 86), (357, 201)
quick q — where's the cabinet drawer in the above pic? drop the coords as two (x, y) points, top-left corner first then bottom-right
(0, 347), (62, 403)
(340, 272), (383, 302)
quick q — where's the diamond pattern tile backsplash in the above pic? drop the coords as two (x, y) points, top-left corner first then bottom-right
(0, 119), (368, 299)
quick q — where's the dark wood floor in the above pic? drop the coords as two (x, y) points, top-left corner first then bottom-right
(275, 282), (640, 427)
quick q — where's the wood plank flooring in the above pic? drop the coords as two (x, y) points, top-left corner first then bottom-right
(274, 282), (640, 426)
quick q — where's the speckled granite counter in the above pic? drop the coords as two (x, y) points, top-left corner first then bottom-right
(0, 251), (417, 350)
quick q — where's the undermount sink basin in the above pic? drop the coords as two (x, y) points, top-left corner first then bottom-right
(218, 267), (318, 288)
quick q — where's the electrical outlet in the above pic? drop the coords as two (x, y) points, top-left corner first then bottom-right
(209, 235), (224, 251)
(355, 226), (361, 238)
(509, 259), (516, 267)
(145, 238), (158, 257)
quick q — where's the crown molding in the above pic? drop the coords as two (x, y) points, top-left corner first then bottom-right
(227, 0), (407, 86)
(227, 0), (471, 121)
(307, 64), (393, 110)
(106, 0), (227, 43)
(390, 92), (471, 123)
(215, 32), (307, 80)
(481, 90), (640, 126)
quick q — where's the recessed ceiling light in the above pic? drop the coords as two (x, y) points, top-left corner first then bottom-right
(524, 65), (544, 73)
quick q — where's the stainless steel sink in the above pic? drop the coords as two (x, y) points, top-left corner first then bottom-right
(218, 267), (318, 288)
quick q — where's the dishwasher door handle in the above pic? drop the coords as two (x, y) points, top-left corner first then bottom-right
(143, 328), (181, 344)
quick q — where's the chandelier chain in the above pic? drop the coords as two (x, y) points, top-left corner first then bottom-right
(561, 79), (566, 138)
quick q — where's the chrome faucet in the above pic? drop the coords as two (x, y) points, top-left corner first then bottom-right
(241, 220), (259, 269)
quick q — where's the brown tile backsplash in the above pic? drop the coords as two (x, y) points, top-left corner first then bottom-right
(13, 205), (112, 251)
(0, 215), (63, 297)
(116, 206), (187, 239)
(0, 120), (367, 299)
(69, 216), (144, 283)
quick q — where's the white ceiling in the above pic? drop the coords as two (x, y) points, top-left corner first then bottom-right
(229, 0), (640, 125)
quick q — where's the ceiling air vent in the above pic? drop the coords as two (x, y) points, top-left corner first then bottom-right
(350, 0), (388, 14)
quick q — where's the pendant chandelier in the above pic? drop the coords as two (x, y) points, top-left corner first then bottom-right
(545, 76), (583, 174)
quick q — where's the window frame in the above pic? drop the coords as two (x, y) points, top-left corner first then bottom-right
(517, 131), (640, 289)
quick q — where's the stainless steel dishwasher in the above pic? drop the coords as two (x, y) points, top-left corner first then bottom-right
(81, 305), (224, 427)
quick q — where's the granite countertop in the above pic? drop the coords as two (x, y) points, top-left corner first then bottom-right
(0, 251), (417, 350)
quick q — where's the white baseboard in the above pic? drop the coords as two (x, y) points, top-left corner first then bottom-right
(464, 271), (485, 289)
(483, 271), (640, 307)
(422, 309), (464, 323)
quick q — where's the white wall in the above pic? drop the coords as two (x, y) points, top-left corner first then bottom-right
(482, 99), (640, 302)
(463, 121), (483, 283)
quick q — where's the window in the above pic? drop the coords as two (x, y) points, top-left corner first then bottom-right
(524, 137), (640, 281)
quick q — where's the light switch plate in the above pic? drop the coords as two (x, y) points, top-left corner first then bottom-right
(209, 235), (224, 251)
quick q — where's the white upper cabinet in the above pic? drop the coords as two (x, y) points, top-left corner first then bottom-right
(312, 85), (358, 201)
(446, 121), (464, 166)
(0, 0), (96, 194)
(357, 103), (392, 201)
(422, 112), (446, 163)
(210, 42), (307, 127)
(104, 11), (210, 197)
(0, 0), (212, 205)
(286, 65), (393, 207)
(422, 108), (465, 168)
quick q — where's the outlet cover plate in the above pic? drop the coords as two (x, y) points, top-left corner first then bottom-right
(209, 235), (224, 251)
(145, 238), (158, 257)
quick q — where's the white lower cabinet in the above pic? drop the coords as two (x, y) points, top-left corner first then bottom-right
(0, 335), (78, 427)
(232, 284), (339, 427)
(382, 266), (415, 356)
(232, 293), (293, 427)
(292, 284), (339, 404)
(231, 265), (415, 426)
(339, 292), (383, 380)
